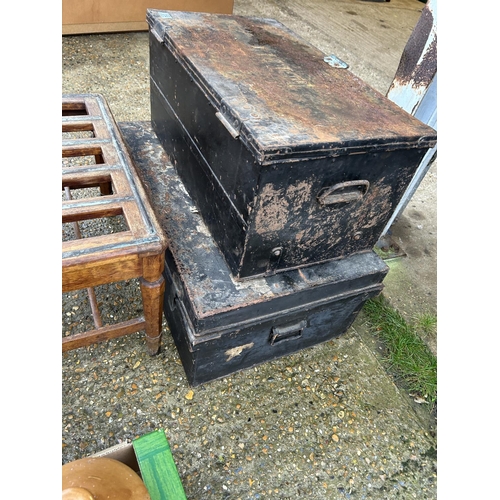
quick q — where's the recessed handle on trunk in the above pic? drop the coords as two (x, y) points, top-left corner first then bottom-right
(317, 180), (370, 206)
(269, 320), (307, 345)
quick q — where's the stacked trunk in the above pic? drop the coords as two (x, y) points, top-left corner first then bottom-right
(144, 9), (437, 386)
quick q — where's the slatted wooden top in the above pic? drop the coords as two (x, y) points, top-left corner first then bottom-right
(62, 94), (166, 270)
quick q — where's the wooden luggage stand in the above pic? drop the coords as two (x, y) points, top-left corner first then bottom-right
(62, 94), (167, 355)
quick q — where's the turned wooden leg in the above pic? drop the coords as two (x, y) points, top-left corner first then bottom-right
(140, 273), (165, 356)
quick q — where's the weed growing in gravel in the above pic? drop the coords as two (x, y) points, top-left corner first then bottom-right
(415, 313), (438, 337)
(363, 295), (437, 404)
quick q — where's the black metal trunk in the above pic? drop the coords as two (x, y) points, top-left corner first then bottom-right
(163, 247), (387, 386)
(118, 121), (389, 386)
(147, 9), (436, 280)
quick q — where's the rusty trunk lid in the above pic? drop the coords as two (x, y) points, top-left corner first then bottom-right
(147, 9), (437, 163)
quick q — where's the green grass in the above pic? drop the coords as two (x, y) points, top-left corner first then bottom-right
(363, 295), (437, 404)
(373, 246), (394, 260)
(415, 313), (438, 337)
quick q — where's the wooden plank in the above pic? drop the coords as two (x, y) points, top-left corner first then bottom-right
(133, 430), (187, 500)
(62, 199), (126, 222)
(63, 21), (150, 35)
(62, 0), (234, 34)
(62, 170), (113, 189)
(62, 251), (142, 290)
(62, 317), (146, 351)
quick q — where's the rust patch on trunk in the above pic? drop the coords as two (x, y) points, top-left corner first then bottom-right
(225, 342), (254, 361)
(286, 181), (313, 215)
(253, 180), (314, 236)
(253, 184), (289, 233)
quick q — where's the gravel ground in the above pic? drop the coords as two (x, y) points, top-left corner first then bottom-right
(63, 324), (436, 499)
(62, 1), (437, 498)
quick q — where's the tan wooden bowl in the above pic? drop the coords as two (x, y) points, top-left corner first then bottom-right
(62, 457), (150, 499)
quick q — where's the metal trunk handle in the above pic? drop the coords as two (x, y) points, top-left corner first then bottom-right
(269, 320), (307, 345)
(215, 111), (241, 139)
(317, 180), (370, 206)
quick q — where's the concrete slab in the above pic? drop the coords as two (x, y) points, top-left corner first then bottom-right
(233, 0), (424, 94)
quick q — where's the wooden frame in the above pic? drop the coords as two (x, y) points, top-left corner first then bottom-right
(62, 94), (167, 355)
